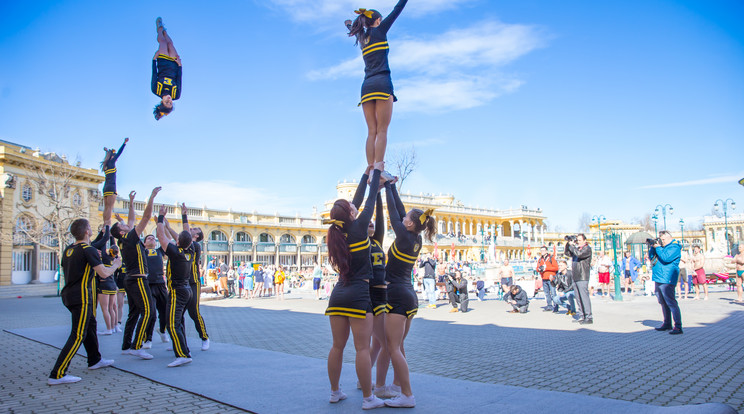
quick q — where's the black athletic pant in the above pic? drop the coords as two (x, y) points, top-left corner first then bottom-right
(49, 302), (101, 379)
(122, 276), (155, 350)
(183, 282), (209, 340)
(146, 283), (169, 341)
(168, 285), (193, 358)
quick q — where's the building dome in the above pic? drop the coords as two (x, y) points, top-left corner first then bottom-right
(625, 231), (654, 245)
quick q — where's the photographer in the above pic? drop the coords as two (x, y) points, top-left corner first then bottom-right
(554, 260), (576, 316)
(503, 285), (529, 313)
(419, 253), (438, 308)
(446, 270), (469, 313)
(536, 246), (559, 312)
(564, 234), (593, 324)
(649, 231), (683, 335)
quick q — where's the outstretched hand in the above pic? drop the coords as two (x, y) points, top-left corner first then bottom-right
(114, 212), (123, 222)
(344, 19), (352, 26)
(151, 187), (162, 198)
(180, 203), (187, 215)
(124, 137), (129, 143)
(390, 176), (399, 185)
(158, 204), (167, 216)
(129, 191), (136, 201)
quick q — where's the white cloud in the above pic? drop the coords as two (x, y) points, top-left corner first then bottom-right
(308, 21), (546, 113)
(157, 180), (306, 215)
(265, 0), (473, 22)
(639, 175), (742, 189)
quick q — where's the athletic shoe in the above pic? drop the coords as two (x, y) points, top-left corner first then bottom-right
(669, 327), (684, 335)
(167, 357), (193, 367)
(362, 395), (386, 410)
(88, 359), (114, 370)
(155, 17), (164, 31)
(449, 308), (458, 313)
(159, 331), (169, 343)
(142, 341), (152, 349)
(201, 339), (210, 351)
(115, 325), (122, 333)
(542, 307), (553, 312)
(380, 171), (395, 181)
(121, 349), (134, 355)
(130, 349), (153, 360)
(329, 389), (347, 403)
(374, 385), (400, 399)
(572, 318), (584, 323)
(579, 319), (594, 325)
(48, 375), (81, 385)
(384, 393), (415, 408)
(98, 330), (112, 336)
(654, 325), (672, 331)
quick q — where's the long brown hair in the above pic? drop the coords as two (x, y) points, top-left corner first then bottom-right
(348, 9), (382, 47)
(409, 209), (437, 242)
(326, 200), (353, 283)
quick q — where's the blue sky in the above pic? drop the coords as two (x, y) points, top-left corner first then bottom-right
(1, 0), (742, 232)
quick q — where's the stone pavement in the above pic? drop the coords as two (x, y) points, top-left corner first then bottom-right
(0, 286), (742, 412)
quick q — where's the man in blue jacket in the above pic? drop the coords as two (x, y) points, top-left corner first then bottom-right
(649, 231), (683, 335)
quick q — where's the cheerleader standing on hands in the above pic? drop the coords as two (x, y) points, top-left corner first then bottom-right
(345, 0), (407, 168)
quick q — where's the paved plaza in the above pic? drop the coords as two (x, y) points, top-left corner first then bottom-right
(0, 285), (742, 413)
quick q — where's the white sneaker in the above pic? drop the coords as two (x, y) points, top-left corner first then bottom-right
(390, 384), (401, 394)
(115, 324), (122, 333)
(374, 385), (400, 399)
(167, 357), (192, 367)
(48, 375), (81, 385)
(88, 358), (114, 370)
(142, 341), (152, 349)
(130, 349), (153, 360)
(381, 171), (395, 181)
(121, 349), (133, 355)
(201, 339), (210, 351)
(159, 331), (169, 343)
(384, 393), (415, 408)
(329, 389), (347, 403)
(362, 395), (385, 410)
(98, 330), (112, 336)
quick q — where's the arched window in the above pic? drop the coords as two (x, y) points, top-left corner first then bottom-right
(235, 232), (251, 243)
(21, 184), (33, 202)
(280, 234), (296, 244)
(259, 233), (274, 243)
(14, 215), (34, 245)
(72, 192), (82, 207)
(210, 230), (227, 241)
(302, 235), (316, 244)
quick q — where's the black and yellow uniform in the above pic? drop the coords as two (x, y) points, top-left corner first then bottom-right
(49, 243), (104, 379)
(325, 169), (381, 319)
(184, 241), (209, 340)
(350, 173), (389, 316)
(164, 243), (193, 359)
(384, 182), (420, 318)
(102, 140), (126, 197)
(119, 229), (155, 351)
(151, 55), (182, 100)
(114, 264), (126, 293)
(91, 227), (116, 295)
(348, 0), (407, 105)
(145, 247), (168, 342)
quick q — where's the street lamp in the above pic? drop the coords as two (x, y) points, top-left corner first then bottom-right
(480, 225), (485, 262)
(679, 218), (685, 250)
(591, 215), (606, 252)
(713, 198), (736, 255)
(651, 214), (659, 237)
(603, 228), (623, 302)
(654, 204), (674, 230)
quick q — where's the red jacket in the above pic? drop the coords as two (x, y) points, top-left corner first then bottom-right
(537, 254), (558, 280)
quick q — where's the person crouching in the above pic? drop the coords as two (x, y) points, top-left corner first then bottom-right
(504, 285), (529, 313)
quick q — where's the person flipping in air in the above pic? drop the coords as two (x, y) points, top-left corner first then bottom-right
(101, 138), (128, 199)
(345, 0), (407, 169)
(152, 17), (182, 120)
(156, 203), (195, 367)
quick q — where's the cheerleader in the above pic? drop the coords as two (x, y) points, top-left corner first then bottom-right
(323, 162), (386, 410)
(379, 178), (436, 408)
(345, 0), (407, 167)
(152, 17), (182, 120)
(91, 228), (118, 335)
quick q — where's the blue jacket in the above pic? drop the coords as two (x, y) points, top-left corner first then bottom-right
(621, 256), (641, 279)
(649, 240), (681, 284)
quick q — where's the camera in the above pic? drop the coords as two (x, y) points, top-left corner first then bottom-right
(564, 235), (577, 242)
(646, 237), (661, 246)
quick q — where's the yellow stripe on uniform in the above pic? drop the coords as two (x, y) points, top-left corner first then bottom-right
(349, 238), (369, 248)
(325, 311), (367, 319)
(326, 307), (366, 315)
(391, 244), (416, 264)
(169, 290), (186, 357)
(171, 86), (177, 98)
(359, 93), (392, 105)
(362, 46), (390, 56)
(373, 304), (389, 316)
(362, 41), (388, 52)
(104, 168), (116, 174)
(134, 278), (150, 348)
(193, 281), (208, 339)
(158, 54), (176, 61)
(137, 246), (146, 275)
(350, 240), (371, 253)
(362, 41), (389, 56)
(157, 82), (163, 96)
(55, 263), (90, 378)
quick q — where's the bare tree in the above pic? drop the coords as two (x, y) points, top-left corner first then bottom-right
(631, 213), (655, 232)
(389, 145), (417, 191)
(7, 153), (94, 275)
(577, 212), (591, 232)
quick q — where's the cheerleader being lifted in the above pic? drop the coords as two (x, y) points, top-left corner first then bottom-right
(152, 17), (182, 120)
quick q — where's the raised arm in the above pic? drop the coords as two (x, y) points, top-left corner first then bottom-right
(351, 166), (372, 208)
(389, 181), (407, 219)
(135, 187), (161, 236)
(163, 217), (179, 240)
(126, 191), (137, 228)
(90, 225), (110, 251)
(379, 0), (408, 34)
(355, 168), (381, 227)
(110, 137), (128, 164)
(384, 181), (407, 237)
(156, 204), (174, 249)
(372, 193), (384, 244)
(180, 203), (190, 233)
